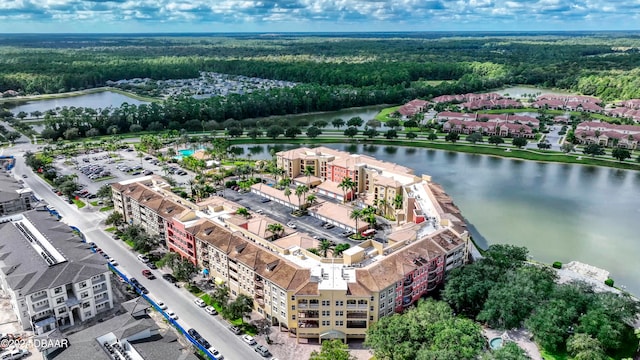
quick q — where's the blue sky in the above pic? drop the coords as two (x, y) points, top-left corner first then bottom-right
(0, 0), (638, 33)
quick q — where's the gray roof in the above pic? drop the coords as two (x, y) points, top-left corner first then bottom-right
(0, 210), (108, 296)
(0, 175), (23, 202)
(46, 301), (197, 360)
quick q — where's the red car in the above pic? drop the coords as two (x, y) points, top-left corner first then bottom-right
(142, 269), (156, 280)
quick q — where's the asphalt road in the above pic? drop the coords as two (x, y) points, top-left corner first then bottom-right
(3, 130), (268, 360)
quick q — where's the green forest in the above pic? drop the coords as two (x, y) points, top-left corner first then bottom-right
(2, 32), (640, 140)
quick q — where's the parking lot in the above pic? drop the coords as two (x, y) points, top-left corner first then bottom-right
(226, 190), (388, 247)
(52, 148), (194, 197)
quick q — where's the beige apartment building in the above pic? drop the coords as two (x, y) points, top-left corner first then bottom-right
(194, 217), (466, 342)
(112, 152), (470, 342)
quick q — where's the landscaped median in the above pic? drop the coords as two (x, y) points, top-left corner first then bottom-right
(228, 137), (640, 172)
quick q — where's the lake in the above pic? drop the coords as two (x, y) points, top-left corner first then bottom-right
(3, 91), (149, 114)
(248, 105), (388, 130)
(238, 143), (640, 295)
(495, 86), (574, 98)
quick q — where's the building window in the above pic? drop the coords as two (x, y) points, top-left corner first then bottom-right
(292, 315), (296, 320)
(335, 321), (343, 327)
(79, 282), (87, 289)
(291, 305), (296, 311)
(56, 297), (64, 305)
(81, 292), (89, 299)
(335, 311), (343, 317)
(335, 300), (343, 307)
(82, 302), (90, 309)
(54, 287), (63, 294)
(322, 300), (330, 306)
(380, 293), (385, 299)
(84, 312), (92, 318)
(370, 316), (374, 321)
(322, 311), (330, 317)
(322, 320), (330, 326)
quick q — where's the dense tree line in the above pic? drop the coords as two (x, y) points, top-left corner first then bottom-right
(2, 34), (640, 101)
(30, 77), (505, 140)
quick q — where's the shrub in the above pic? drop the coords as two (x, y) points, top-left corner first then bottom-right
(552, 261), (562, 269)
(604, 278), (615, 287)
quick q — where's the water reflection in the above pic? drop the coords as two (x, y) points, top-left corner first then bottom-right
(232, 143), (640, 295)
(383, 146), (398, 155)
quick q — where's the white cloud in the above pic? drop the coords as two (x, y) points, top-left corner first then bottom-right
(0, 0), (636, 32)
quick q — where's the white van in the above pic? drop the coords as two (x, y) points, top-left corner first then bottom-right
(137, 254), (149, 263)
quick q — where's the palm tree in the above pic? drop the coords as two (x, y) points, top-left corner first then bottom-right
(393, 194), (403, 210)
(377, 198), (388, 217)
(236, 207), (251, 219)
(304, 165), (314, 186)
(338, 177), (355, 203)
(284, 187), (292, 206)
(350, 209), (362, 233)
(266, 223), (285, 240)
(295, 185), (308, 210)
(317, 239), (335, 258)
(364, 213), (377, 230)
(306, 194), (317, 208)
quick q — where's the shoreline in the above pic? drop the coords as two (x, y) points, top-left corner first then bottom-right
(227, 137), (640, 172)
(0, 87), (160, 104)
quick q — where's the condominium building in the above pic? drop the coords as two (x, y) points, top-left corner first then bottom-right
(0, 211), (114, 334)
(194, 218), (467, 342)
(0, 175), (34, 216)
(112, 151), (470, 341)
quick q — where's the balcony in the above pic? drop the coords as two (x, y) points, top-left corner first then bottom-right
(255, 288), (264, 297)
(31, 292), (48, 303)
(402, 296), (412, 307)
(402, 287), (413, 296)
(298, 311), (319, 319)
(346, 320), (367, 329)
(298, 320), (319, 328)
(32, 302), (51, 313)
(346, 311), (367, 319)
(92, 274), (106, 285)
(403, 278), (413, 287)
(93, 284), (108, 294)
(346, 302), (357, 309)
(427, 273), (437, 281)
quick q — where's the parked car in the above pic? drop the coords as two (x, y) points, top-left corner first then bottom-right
(0, 348), (29, 360)
(162, 274), (177, 283)
(146, 262), (158, 270)
(194, 298), (206, 307)
(323, 223), (335, 229)
(254, 345), (271, 357)
(341, 230), (354, 237)
(241, 334), (256, 346)
(204, 306), (217, 315)
(187, 328), (200, 338)
(155, 299), (167, 310)
(108, 258), (118, 266)
(137, 254), (150, 263)
(166, 310), (178, 320)
(142, 270), (155, 280)
(112, 235), (120, 240)
(197, 337), (211, 349)
(228, 326), (242, 335)
(260, 198), (271, 203)
(208, 347), (224, 360)
(286, 222), (297, 229)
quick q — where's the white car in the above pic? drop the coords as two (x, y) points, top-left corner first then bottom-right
(0, 349), (29, 360)
(194, 298), (206, 307)
(137, 254), (150, 263)
(208, 347), (224, 359)
(108, 258), (118, 266)
(241, 334), (256, 346)
(155, 299), (167, 310)
(165, 310), (178, 320)
(204, 306), (217, 315)
(286, 222), (297, 229)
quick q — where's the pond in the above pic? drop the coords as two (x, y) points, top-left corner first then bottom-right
(237, 143), (640, 296)
(3, 91), (149, 115)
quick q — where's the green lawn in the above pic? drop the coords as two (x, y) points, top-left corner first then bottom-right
(104, 226), (116, 232)
(72, 199), (86, 209)
(374, 105), (402, 122)
(99, 206), (114, 212)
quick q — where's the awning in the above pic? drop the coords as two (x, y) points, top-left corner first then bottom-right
(214, 277), (225, 285)
(202, 269), (209, 275)
(319, 330), (346, 340)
